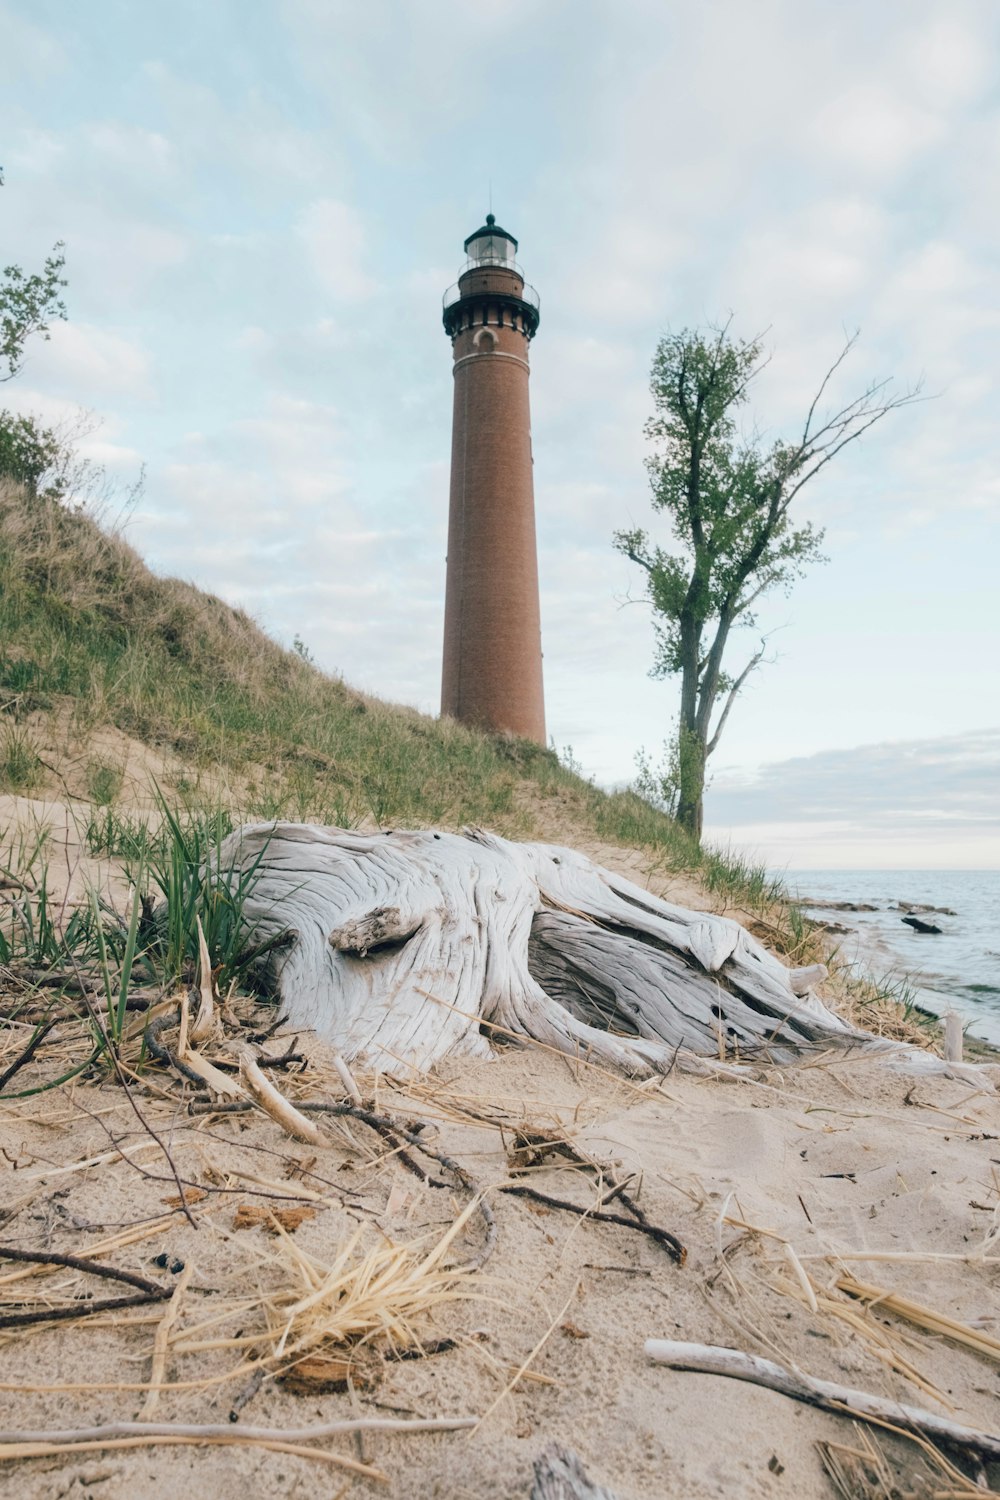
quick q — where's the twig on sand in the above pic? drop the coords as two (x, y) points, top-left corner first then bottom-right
(330, 1049), (362, 1102)
(228, 1367), (266, 1423)
(239, 1052), (321, 1145)
(644, 1340), (1000, 1461)
(144, 1008), (205, 1088)
(187, 1097), (499, 1270)
(66, 951), (199, 1228)
(300, 1101), (498, 1270)
(0, 1246), (172, 1330)
(499, 1184), (686, 1266)
(0, 1415), (477, 1475)
(0, 1246), (170, 1290)
(257, 1040), (304, 1070)
(0, 1019), (57, 1092)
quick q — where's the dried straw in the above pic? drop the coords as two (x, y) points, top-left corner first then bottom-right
(837, 1272), (1000, 1365)
(138, 1263), (192, 1419)
(264, 1202), (482, 1363)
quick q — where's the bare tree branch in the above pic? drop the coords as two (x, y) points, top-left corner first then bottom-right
(707, 639), (768, 757)
(783, 390), (924, 509)
(799, 330), (860, 444)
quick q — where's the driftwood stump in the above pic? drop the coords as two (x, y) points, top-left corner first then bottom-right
(530, 1443), (618, 1500)
(215, 822), (969, 1080)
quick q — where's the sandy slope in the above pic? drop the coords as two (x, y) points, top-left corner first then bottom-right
(2, 807), (999, 1498)
(2, 1015), (999, 1499)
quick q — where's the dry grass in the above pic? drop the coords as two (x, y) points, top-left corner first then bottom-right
(836, 1273), (1000, 1366)
(817, 1424), (989, 1500)
(0, 478), (752, 876)
(255, 1206), (482, 1367)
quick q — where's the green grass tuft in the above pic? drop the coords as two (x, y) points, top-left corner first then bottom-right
(0, 723), (44, 794)
(85, 755), (125, 807)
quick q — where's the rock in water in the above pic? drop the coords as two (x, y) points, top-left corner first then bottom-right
(803, 898), (879, 912)
(902, 914), (943, 934)
(894, 902), (957, 916)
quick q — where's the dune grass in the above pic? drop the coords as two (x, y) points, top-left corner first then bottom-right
(0, 479), (741, 875)
(1, 476), (892, 971)
(0, 478), (945, 1058)
(0, 481), (575, 834)
(0, 723), (44, 794)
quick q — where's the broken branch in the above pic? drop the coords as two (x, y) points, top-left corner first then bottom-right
(644, 1340), (1000, 1461)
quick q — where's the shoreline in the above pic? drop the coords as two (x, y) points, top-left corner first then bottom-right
(785, 868), (1000, 1049)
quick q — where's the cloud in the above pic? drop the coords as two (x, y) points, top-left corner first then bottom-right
(281, 0), (556, 161)
(705, 729), (1000, 867)
(137, 60), (341, 188)
(3, 0), (999, 864)
(18, 322), (153, 402)
(296, 200), (377, 301)
(85, 122), (175, 177)
(130, 390), (447, 704)
(811, 85), (942, 177)
(0, 3), (67, 83)
(903, 14), (992, 107)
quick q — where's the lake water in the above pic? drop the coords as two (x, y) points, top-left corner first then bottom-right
(781, 869), (1000, 1044)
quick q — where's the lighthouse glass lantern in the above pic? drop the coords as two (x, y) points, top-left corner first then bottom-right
(464, 213), (517, 268)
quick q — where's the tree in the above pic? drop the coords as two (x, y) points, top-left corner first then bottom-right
(0, 242), (68, 498)
(615, 324), (920, 840)
(0, 243), (141, 514)
(0, 411), (66, 498)
(1, 241), (67, 382)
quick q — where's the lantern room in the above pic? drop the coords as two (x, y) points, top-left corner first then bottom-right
(464, 213), (517, 268)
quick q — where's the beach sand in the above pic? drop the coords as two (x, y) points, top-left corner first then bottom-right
(2, 815), (999, 1498)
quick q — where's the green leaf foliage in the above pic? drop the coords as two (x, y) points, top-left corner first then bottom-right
(0, 411), (67, 498)
(616, 326), (826, 681)
(1, 242), (67, 383)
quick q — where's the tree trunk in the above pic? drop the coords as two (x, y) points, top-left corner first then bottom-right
(675, 723), (706, 840)
(211, 822), (976, 1083)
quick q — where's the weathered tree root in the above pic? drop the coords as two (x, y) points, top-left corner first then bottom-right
(531, 1442), (619, 1500)
(210, 822), (974, 1082)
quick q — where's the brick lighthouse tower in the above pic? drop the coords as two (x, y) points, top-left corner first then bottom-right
(440, 214), (545, 743)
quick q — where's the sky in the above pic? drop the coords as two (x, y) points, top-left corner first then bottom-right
(2, 0), (998, 869)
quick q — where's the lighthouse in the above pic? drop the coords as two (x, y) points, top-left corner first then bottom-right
(440, 214), (545, 744)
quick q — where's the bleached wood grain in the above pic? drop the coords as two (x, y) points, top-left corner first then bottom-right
(213, 823), (981, 1082)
